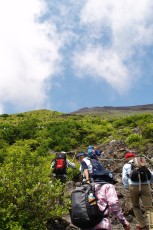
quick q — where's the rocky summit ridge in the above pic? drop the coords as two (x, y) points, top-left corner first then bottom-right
(70, 104), (153, 116)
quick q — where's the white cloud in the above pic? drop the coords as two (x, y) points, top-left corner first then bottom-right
(0, 0), (63, 113)
(73, 0), (153, 92)
(74, 46), (129, 93)
(0, 0), (153, 113)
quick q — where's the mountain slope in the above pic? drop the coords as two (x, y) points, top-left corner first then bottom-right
(70, 104), (153, 116)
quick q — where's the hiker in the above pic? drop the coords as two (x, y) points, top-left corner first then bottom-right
(75, 152), (130, 230)
(122, 152), (153, 230)
(88, 145), (101, 160)
(76, 152), (114, 184)
(51, 151), (76, 183)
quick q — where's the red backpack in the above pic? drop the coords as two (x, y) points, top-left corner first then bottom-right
(54, 152), (66, 174)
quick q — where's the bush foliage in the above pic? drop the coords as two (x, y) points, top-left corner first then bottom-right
(0, 110), (153, 229)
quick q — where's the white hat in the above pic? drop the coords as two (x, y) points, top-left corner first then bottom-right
(61, 151), (66, 154)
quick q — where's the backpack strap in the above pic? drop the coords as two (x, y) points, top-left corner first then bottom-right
(145, 170), (153, 192)
(138, 172), (141, 192)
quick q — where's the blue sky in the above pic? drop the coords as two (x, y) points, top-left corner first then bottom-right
(0, 0), (153, 114)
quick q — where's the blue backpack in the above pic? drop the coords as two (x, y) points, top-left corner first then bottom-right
(90, 159), (114, 184)
(88, 146), (94, 155)
(88, 146), (101, 159)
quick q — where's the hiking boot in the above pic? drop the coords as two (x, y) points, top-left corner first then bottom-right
(136, 224), (148, 230)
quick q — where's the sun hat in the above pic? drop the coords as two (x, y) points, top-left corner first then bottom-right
(76, 152), (86, 159)
(125, 152), (136, 159)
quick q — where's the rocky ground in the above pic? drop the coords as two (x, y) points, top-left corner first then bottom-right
(48, 140), (153, 230)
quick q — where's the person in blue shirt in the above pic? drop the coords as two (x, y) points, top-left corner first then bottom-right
(87, 145), (101, 160)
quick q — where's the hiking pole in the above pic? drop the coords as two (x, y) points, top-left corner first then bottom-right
(72, 151), (76, 162)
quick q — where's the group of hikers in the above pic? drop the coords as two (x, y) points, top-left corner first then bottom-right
(51, 145), (153, 230)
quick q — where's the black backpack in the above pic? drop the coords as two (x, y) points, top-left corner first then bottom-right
(53, 152), (66, 174)
(130, 157), (151, 182)
(70, 183), (108, 229)
(90, 159), (114, 184)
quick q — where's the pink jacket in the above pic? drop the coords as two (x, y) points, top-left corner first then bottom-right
(87, 183), (128, 230)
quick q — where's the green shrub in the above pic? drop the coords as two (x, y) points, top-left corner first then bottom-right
(0, 146), (69, 229)
(125, 134), (142, 147)
(142, 123), (153, 140)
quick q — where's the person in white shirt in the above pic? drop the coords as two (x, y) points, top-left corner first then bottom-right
(122, 152), (153, 230)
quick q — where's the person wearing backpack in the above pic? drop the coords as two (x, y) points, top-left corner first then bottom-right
(88, 146), (101, 160)
(75, 152), (130, 230)
(51, 151), (76, 183)
(122, 152), (153, 230)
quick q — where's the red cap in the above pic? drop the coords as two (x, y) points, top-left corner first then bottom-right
(125, 152), (135, 159)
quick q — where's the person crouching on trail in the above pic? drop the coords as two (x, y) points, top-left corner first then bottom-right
(76, 152), (130, 230)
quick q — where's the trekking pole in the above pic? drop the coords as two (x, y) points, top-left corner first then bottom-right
(73, 151), (76, 161)
(72, 150), (76, 162)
